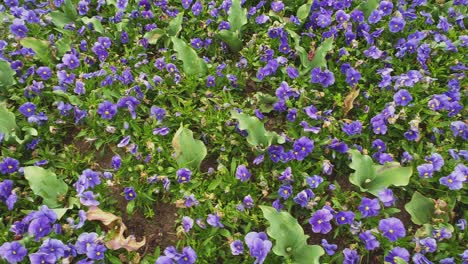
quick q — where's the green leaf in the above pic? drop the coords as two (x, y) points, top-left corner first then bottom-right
(171, 37), (207, 75)
(348, 150), (412, 195)
(286, 29), (309, 68)
(228, 0), (247, 32)
(50, 11), (75, 28)
(254, 92), (277, 113)
(405, 192), (434, 225)
(216, 30), (243, 53)
(172, 125), (207, 170)
(63, 0), (78, 19)
(296, 1), (313, 22)
(55, 37), (72, 57)
(167, 12), (184, 37)
(310, 37), (334, 69)
(357, 0), (380, 18)
(231, 111), (285, 148)
(0, 104), (18, 141)
(24, 166), (68, 208)
(127, 200), (135, 215)
(0, 60), (16, 89)
(260, 206), (324, 264)
(144, 28), (166, 45)
(81, 17), (104, 34)
(20, 38), (52, 64)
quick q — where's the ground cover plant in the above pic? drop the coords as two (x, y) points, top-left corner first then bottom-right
(0, 0), (467, 263)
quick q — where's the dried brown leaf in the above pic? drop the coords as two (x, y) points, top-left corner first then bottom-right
(343, 88), (360, 115)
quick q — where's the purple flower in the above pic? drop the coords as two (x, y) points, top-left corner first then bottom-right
(378, 188), (395, 207)
(86, 243), (106, 260)
(358, 197), (380, 218)
(328, 138), (349, 153)
(177, 168), (192, 183)
(293, 136), (314, 160)
(243, 195), (254, 209)
(191, 38), (203, 49)
(451, 121), (468, 140)
(310, 67), (335, 87)
(230, 240), (244, 255)
(394, 89), (413, 106)
(379, 1), (393, 16)
(0, 180), (17, 210)
(155, 256), (174, 264)
(111, 155), (122, 170)
(420, 237), (437, 253)
(286, 66), (299, 79)
(359, 231), (380, 250)
(245, 232), (272, 264)
(79, 191), (100, 206)
(181, 0), (192, 9)
(294, 189), (314, 207)
(182, 216), (194, 233)
(271, 1), (284, 12)
(372, 139), (386, 152)
(236, 165), (251, 182)
(321, 239), (337, 255)
(191, 1), (202, 16)
(179, 247), (197, 264)
(36, 66), (52, 80)
(342, 121), (363, 136)
(0, 241), (28, 263)
(97, 101), (118, 120)
(207, 213), (224, 228)
(278, 184), (292, 199)
(335, 211), (355, 225)
(75, 232), (98, 254)
(0, 157), (20, 174)
(440, 169), (465, 190)
(426, 153), (444, 171)
(433, 227), (452, 241)
(412, 253), (433, 264)
(306, 175), (323, 189)
(389, 16), (406, 33)
(29, 252), (56, 264)
(62, 54), (80, 70)
(343, 248), (359, 264)
(345, 68), (361, 87)
(309, 209), (333, 234)
(417, 164), (434, 178)
(38, 239), (67, 259)
(385, 247), (410, 264)
(369, 10), (383, 24)
(10, 19), (29, 38)
(378, 217), (406, 241)
(123, 187), (136, 201)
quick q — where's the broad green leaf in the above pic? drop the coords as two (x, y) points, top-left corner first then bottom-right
(231, 111), (285, 148)
(254, 92), (277, 113)
(144, 28), (166, 44)
(348, 149), (412, 196)
(24, 166), (68, 208)
(296, 1), (313, 22)
(50, 11), (75, 28)
(13, 127), (38, 145)
(0, 104), (18, 141)
(167, 12), (184, 36)
(286, 29), (309, 68)
(81, 17), (104, 33)
(260, 206), (324, 264)
(405, 192), (434, 225)
(55, 37), (72, 56)
(0, 60), (16, 89)
(171, 37), (207, 75)
(309, 37), (334, 69)
(216, 30), (243, 53)
(20, 38), (52, 64)
(172, 125), (207, 170)
(228, 0), (247, 32)
(357, 0), (380, 17)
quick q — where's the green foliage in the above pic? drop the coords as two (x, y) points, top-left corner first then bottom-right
(24, 166), (68, 208)
(228, 0), (247, 32)
(309, 37), (334, 69)
(20, 38), (52, 64)
(50, 11), (75, 28)
(405, 192), (435, 225)
(81, 17), (104, 33)
(357, 0), (380, 17)
(0, 60), (16, 89)
(172, 125), (207, 170)
(348, 149), (413, 196)
(231, 111), (285, 148)
(260, 206), (324, 264)
(167, 12), (184, 37)
(144, 29), (166, 44)
(171, 37), (207, 75)
(0, 104), (18, 141)
(296, 1), (313, 22)
(216, 30), (243, 53)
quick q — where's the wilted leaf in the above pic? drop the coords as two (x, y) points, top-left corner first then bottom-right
(309, 37), (334, 69)
(24, 166), (68, 208)
(260, 206), (324, 264)
(405, 192), (435, 225)
(216, 30), (243, 53)
(171, 37), (207, 75)
(87, 207), (146, 251)
(0, 60), (16, 89)
(228, 0), (247, 32)
(231, 111), (285, 148)
(167, 12), (184, 37)
(348, 149), (412, 196)
(20, 38), (52, 64)
(172, 125), (207, 170)
(343, 88), (359, 115)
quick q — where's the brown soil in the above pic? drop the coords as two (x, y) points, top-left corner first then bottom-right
(200, 155), (218, 173)
(109, 186), (178, 257)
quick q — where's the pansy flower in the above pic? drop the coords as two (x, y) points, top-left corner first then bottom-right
(309, 209), (333, 234)
(384, 247), (410, 264)
(358, 197), (380, 218)
(379, 217), (406, 241)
